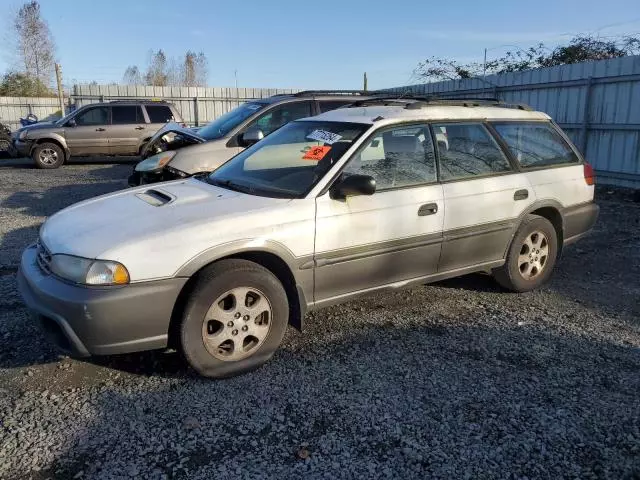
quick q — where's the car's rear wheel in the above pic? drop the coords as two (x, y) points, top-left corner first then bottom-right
(494, 214), (558, 292)
(179, 259), (289, 378)
(32, 142), (64, 169)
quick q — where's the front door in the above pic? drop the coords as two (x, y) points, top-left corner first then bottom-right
(64, 106), (110, 156)
(434, 122), (534, 271)
(109, 105), (146, 155)
(314, 123), (445, 305)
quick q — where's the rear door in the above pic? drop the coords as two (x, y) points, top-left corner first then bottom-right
(64, 105), (110, 155)
(144, 104), (176, 135)
(435, 122), (534, 272)
(109, 105), (146, 155)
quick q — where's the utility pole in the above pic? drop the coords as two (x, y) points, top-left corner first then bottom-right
(363, 72), (368, 92)
(234, 69), (238, 89)
(483, 48), (487, 77)
(54, 63), (65, 117)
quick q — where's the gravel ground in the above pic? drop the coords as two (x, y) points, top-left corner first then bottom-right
(0, 159), (639, 479)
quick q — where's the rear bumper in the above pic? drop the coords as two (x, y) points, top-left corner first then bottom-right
(563, 202), (599, 245)
(17, 244), (188, 356)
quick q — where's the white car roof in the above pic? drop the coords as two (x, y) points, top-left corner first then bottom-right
(302, 104), (551, 126)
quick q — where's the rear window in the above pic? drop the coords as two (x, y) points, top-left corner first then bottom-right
(318, 100), (351, 113)
(145, 105), (175, 123)
(492, 122), (580, 168)
(112, 105), (144, 124)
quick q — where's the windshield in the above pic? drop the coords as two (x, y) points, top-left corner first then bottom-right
(208, 120), (370, 198)
(198, 102), (267, 140)
(55, 108), (79, 126)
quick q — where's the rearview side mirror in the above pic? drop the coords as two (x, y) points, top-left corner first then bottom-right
(66, 118), (77, 127)
(330, 174), (376, 200)
(238, 127), (264, 148)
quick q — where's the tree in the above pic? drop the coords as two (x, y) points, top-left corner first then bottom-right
(145, 49), (168, 86)
(182, 51), (197, 86)
(13, 1), (56, 86)
(415, 34), (640, 81)
(0, 71), (52, 96)
(122, 66), (142, 85)
(194, 52), (208, 87)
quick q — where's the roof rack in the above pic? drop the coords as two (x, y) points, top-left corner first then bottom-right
(343, 94), (532, 111)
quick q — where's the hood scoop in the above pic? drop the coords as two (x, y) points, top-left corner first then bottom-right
(135, 189), (174, 206)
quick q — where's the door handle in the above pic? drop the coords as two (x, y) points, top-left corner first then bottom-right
(95, 128), (106, 132)
(514, 189), (529, 201)
(418, 203), (438, 216)
(135, 126), (145, 130)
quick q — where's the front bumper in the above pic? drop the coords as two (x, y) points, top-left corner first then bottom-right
(12, 138), (32, 158)
(17, 244), (188, 356)
(128, 166), (188, 187)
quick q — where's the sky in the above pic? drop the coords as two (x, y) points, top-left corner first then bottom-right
(1, 0), (640, 90)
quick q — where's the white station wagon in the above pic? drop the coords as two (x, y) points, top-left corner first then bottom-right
(18, 98), (599, 378)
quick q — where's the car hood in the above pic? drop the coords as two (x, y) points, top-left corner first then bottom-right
(14, 121), (59, 135)
(40, 178), (290, 280)
(141, 122), (205, 158)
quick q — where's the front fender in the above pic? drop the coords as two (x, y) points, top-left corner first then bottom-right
(30, 132), (69, 157)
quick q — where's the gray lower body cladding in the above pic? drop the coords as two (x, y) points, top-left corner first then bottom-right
(562, 202), (599, 244)
(17, 245), (187, 356)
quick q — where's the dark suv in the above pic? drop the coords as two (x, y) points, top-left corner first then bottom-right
(12, 101), (184, 168)
(130, 90), (373, 185)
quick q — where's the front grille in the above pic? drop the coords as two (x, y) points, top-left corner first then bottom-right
(36, 241), (52, 274)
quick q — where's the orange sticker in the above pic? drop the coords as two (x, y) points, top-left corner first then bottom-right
(302, 146), (331, 161)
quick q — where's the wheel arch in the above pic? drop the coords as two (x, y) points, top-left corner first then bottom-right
(506, 200), (565, 258)
(32, 136), (69, 160)
(167, 244), (311, 349)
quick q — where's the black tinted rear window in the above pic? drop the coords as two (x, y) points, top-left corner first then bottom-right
(112, 105), (143, 124)
(145, 105), (174, 123)
(318, 100), (351, 113)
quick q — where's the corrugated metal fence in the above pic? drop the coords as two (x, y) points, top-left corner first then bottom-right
(382, 55), (640, 188)
(0, 85), (299, 132)
(71, 85), (300, 127)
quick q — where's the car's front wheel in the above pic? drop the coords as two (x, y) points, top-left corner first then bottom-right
(32, 142), (64, 169)
(179, 259), (289, 378)
(494, 214), (558, 292)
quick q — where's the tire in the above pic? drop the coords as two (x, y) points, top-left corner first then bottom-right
(179, 259), (289, 378)
(494, 214), (558, 292)
(32, 142), (64, 169)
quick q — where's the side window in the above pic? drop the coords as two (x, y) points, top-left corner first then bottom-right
(434, 123), (511, 181)
(252, 101), (313, 136)
(342, 124), (436, 190)
(318, 100), (350, 113)
(111, 106), (143, 125)
(145, 105), (174, 123)
(74, 106), (109, 126)
(493, 122), (579, 168)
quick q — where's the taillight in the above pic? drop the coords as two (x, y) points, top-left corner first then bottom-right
(584, 162), (595, 185)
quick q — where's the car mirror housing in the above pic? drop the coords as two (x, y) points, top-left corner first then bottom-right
(330, 174), (376, 200)
(67, 118), (77, 127)
(238, 127), (264, 148)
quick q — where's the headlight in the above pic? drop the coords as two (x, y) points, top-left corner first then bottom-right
(19, 130), (28, 141)
(50, 254), (130, 285)
(135, 151), (177, 172)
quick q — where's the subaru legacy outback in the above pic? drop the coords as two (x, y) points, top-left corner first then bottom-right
(17, 97), (598, 378)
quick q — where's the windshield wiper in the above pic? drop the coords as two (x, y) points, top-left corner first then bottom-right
(210, 178), (255, 195)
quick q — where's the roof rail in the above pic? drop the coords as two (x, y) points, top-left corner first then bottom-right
(342, 94), (532, 111)
(292, 90), (371, 97)
(108, 99), (169, 104)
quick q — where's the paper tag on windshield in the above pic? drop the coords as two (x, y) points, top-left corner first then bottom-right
(302, 146), (331, 161)
(306, 130), (343, 145)
(246, 104), (262, 110)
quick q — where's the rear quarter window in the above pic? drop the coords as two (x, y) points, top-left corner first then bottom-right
(492, 122), (580, 168)
(145, 105), (175, 123)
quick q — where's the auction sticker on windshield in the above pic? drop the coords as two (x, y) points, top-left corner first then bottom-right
(302, 146), (331, 161)
(306, 130), (343, 145)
